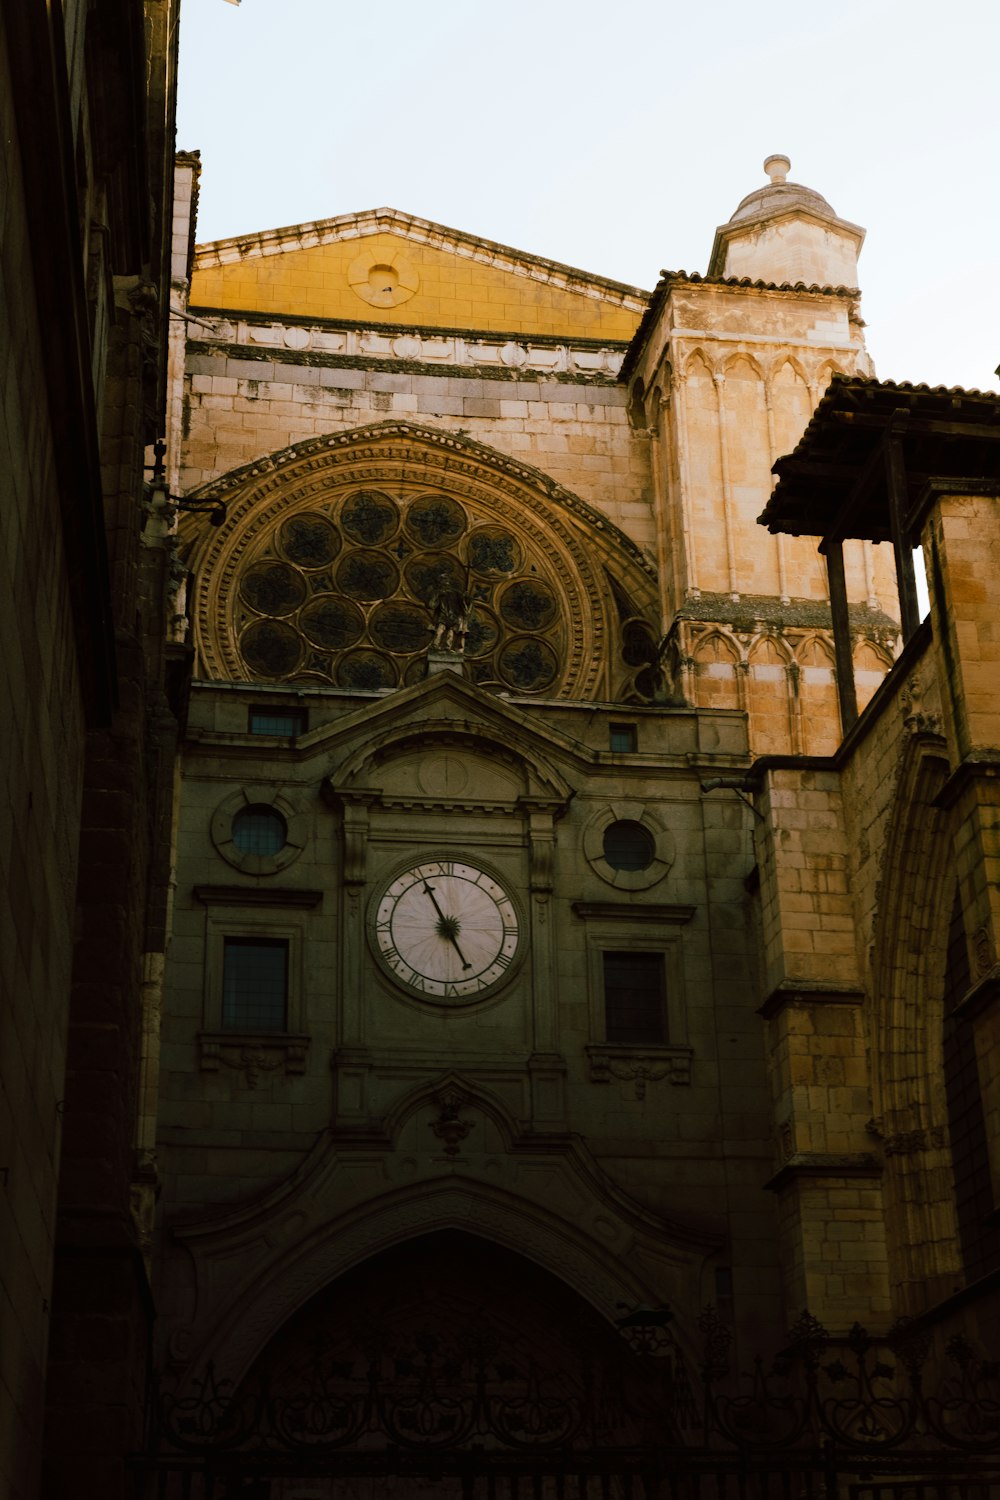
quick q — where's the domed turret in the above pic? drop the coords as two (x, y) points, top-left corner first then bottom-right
(708, 156), (865, 287)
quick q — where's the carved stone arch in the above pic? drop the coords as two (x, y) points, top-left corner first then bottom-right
(691, 628), (741, 713)
(768, 353), (810, 388)
(853, 637), (893, 671)
(179, 421), (658, 703)
(626, 374), (646, 429)
(167, 1118), (720, 1391)
(745, 632), (793, 753)
(722, 350), (765, 383)
(747, 631), (793, 666)
(854, 637), (894, 713)
(815, 360), (848, 396)
(332, 712), (574, 806)
(795, 632), (836, 668)
(869, 734), (963, 1312)
(683, 348), (716, 380)
(382, 1067), (524, 1145)
(692, 627), (741, 666)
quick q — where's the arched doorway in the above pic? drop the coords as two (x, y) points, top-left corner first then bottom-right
(155, 1232), (687, 1497)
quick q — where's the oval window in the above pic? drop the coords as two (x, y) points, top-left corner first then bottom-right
(232, 805), (287, 857)
(602, 819), (655, 872)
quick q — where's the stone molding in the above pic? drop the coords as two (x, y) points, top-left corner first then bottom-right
(572, 902), (695, 924)
(193, 885), (323, 909)
(189, 318), (627, 380)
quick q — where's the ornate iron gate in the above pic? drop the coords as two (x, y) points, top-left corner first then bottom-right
(132, 1309), (1000, 1499)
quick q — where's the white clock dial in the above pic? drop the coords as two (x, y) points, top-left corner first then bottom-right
(371, 860), (520, 1000)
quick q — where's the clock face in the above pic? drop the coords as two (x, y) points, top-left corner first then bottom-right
(372, 860), (520, 1000)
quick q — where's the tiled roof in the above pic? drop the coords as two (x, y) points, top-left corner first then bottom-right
(760, 375), (1000, 543)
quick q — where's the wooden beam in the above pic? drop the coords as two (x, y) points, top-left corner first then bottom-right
(824, 541), (858, 734)
(831, 410), (1000, 441)
(885, 434), (922, 639)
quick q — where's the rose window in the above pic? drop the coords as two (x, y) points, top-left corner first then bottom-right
(229, 489), (566, 695)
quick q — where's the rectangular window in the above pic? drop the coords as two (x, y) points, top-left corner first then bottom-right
(222, 937), (288, 1031)
(609, 722), (637, 753)
(603, 951), (666, 1044)
(248, 707), (308, 736)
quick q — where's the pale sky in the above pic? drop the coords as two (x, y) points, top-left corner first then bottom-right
(177, 0), (1000, 392)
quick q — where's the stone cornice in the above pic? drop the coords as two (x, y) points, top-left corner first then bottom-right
(757, 980), (865, 1020)
(572, 901), (695, 924)
(193, 885), (323, 909)
(764, 1152), (881, 1193)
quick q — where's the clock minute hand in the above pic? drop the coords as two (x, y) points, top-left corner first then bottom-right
(421, 881), (472, 971)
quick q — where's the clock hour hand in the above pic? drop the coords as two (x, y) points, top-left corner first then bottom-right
(422, 881), (472, 971)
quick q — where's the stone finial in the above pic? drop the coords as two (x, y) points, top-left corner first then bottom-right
(764, 154), (791, 184)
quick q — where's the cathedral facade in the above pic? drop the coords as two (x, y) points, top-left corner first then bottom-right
(5, 40), (1000, 1483)
(144, 154), (1000, 1492)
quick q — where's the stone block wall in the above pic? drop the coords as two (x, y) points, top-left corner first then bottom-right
(178, 326), (655, 558)
(0, 23), (88, 1495)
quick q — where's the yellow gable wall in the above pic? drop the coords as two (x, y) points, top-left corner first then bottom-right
(189, 231), (645, 341)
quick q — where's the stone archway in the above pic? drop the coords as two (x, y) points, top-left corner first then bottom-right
(869, 734), (963, 1312)
(165, 1230), (683, 1495)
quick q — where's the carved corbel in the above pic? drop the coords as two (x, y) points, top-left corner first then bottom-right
(325, 787), (379, 889)
(517, 796), (569, 896)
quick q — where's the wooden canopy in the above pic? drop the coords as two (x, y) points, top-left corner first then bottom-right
(761, 375), (1000, 545)
(759, 376), (1000, 733)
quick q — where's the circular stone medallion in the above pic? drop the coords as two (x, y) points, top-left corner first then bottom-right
(336, 650), (398, 691)
(239, 619), (305, 678)
(340, 490), (400, 547)
(622, 619), (658, 667)
(299, 594), (365, 651)
(499, 579), (557, 631)
(468, 527), (521, 576)
(405, 494), (467, 548)
(404, 551), (466, 603)
(278, 512), (341, 569)
(463, 605), (500, 658)
(238, 561), (307, 617)
(369, 601), (432, 654)
(336, 550), (400, 601)
(497, 637), (559, 693)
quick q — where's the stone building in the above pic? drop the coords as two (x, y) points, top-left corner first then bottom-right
(0, 3), (180, 1497)
(142, 152), (1000, 1493)
(5, 59), (1000, 1487)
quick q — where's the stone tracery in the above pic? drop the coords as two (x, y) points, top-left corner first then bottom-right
(182, 423), (661, 701)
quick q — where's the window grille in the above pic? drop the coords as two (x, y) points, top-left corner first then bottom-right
(222, 937), (288, 1031)
(603, 951), (666, 1044)
(232, 805), (287, 857)
(602, 819), (655, 871)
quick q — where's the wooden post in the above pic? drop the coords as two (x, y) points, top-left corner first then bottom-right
(824, 539), (858, 733)
(885, 431), (922, 640)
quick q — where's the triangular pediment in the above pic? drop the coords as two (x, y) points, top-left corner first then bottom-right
(190, 207), (648, 342)
(306, 670), (580, 805)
